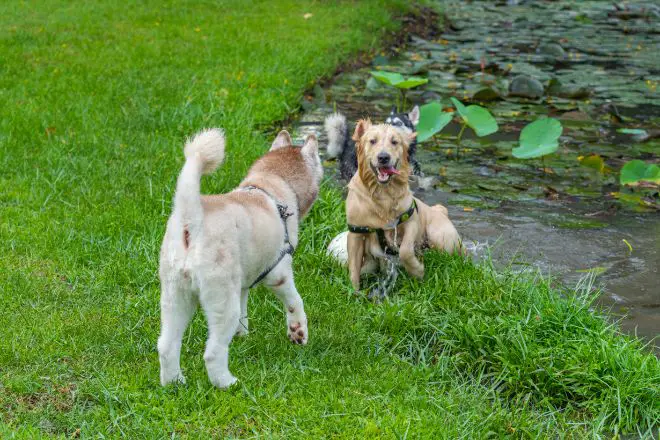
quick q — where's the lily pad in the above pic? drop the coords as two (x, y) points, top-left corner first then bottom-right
(617, 128), (649, 141)
(512, 118), (563, 159)
(370, 71), (404, 86)
(395, 77), (429, 89)
(417, 102), (453, 143)
(619, 160), (660, 186)
(578, 154), (605, 173)
(370, 71), (428, 90)
(450, 97), (499, 137)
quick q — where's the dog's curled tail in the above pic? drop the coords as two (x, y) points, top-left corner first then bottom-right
(324, 113), (348, 158)
(174, 128), (226, 232)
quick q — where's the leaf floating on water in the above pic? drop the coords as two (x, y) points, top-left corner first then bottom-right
(578, 154), (605, 174)
(619, 160), (660, 186)
(370, 71), (404, 86)
(617, 128), (649, 142)
(417, 102), (453, 143)
(395, 77), (428, 90)
(450, 97), (498, 137)
(369, 71), (428, 90)
(512, 118), (563, 159)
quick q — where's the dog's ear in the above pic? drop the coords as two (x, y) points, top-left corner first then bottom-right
(408, 105), (420, 126)
(302, 133), (318, 156)
(351, 119), (371, 142)
(270, 130), (292, 151)
(389, 106), (397, 116)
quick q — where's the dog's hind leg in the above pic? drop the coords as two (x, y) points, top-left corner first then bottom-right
(265, 257), (308, 345)
(200, 281), (241, 388)
(427, 206), (463, 254)
(158, 277), (197, 386)
(235, 288), (249, 336)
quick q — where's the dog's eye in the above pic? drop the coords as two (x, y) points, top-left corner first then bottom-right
(391, 138), (398, 145)
(369, 138), (377, 145)
(392, 120), (402, 126)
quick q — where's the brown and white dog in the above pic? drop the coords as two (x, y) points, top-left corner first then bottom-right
(158, 128), (322, 388)
(336, 120), (462, 291)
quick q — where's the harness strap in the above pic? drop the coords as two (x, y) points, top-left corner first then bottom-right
(346, 198), (417, 256)
(237, 185), (295, 288)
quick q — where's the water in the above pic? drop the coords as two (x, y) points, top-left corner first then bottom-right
(294, 0), (659, 349)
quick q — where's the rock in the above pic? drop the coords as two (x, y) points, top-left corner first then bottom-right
(472, 86), (501, 101)
(538, 43), (566, 60)
(509, 75), (544, 98)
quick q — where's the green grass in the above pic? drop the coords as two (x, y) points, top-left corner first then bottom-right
(1, 0), (658, 438)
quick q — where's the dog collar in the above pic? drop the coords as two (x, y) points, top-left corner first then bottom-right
(347, 199), (418, 256)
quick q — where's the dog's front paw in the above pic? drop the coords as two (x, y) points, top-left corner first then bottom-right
(160, 371), (186, 386)
(235, 320), (249, 337)
(209, 373), (238, 389)
(288, 321), (308, 345)
(409, 264), (424, 280)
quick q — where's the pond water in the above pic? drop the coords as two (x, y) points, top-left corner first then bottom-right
(294, 0), (659, 349)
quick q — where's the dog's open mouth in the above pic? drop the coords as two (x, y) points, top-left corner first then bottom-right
(371, 163), (400, 183)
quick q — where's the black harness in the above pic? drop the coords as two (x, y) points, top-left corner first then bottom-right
(238, 185), (295, 288)
(347, 199), (417, 256)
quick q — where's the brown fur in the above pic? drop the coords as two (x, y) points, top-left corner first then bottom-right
(346, 120), (463, 290)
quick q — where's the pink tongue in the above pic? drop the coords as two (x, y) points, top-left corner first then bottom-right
(380, 166), (399, 176)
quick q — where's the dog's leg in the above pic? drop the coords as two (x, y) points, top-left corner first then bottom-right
(399, 224), (424, 280)
(347, 232), (365, 290)
(427, 206), (464, 254)
(235, 288), (249, 336)
(265, 260), (308, 345)
(158, 278), (197, 386)
(200, 285), (241, 388)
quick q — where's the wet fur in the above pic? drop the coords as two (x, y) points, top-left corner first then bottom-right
(324, 107), (421, 181)
(345, 120), (463, 291)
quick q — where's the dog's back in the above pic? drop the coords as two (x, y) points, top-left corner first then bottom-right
(158, 130), (322, 388)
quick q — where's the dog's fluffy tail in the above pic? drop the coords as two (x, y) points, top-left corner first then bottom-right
(324, 113), (348, 158)
(326, 231), (349, 265)
(174, 128), (226, 234)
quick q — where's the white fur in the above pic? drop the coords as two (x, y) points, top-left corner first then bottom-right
(174, 128), (226, 244)
(324, 113), (347, 158)
(408, 105), (420, 126)
(327, 231), (379, 275)
(158, 130), (322, 389)
(327, 231), (349, 264)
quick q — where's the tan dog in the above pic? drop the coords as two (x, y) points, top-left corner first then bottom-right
(344, 120), (462, 291)
(158, 128), (322, 388)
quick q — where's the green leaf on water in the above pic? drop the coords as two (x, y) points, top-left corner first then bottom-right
(617, 128), (648, 136)
(370, 71), (427, 89)
(394, 76), (428, 89)
(619, 160), (660, 186)
(449, 97), (498, 137)
(370, 71), (405, 87)
(512, 118), (563, 159)
(417, 103), (453, 143)
(578, 154), (605, 173)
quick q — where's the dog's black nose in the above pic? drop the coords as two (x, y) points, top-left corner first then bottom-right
(377, 152), (391, 165)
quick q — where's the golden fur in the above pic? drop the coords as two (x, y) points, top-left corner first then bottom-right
(346, 120), (463, 290)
